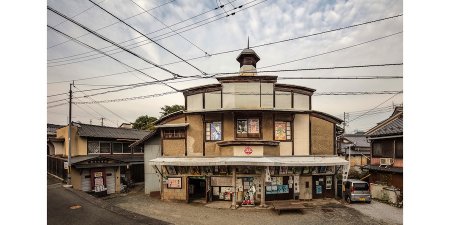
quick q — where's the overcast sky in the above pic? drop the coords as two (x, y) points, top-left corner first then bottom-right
(47, 0), (403, 133)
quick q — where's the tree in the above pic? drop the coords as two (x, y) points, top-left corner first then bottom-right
(160, 104), (184, 117)
(132, 115), (157, 131)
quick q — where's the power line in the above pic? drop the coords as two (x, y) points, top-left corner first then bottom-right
(47, 6), (188, 80)
(48, 62), (402, 85)
(48, 11), (401, 68)
(48, 0), (106, 31)
(259, 31), (403, 69)
(314, 91), (401, 96)
(348, 91), (403, 123)
(47, 24), (180, 92)
(129, 0), (210, 56)
(47, 0), (176, 50)
(47, 0), (238, 62)
(47, 0), (265, 66)
(47, 63), (402, 98)
(88, 0), (207, 75)
(74, 86), (130, 123)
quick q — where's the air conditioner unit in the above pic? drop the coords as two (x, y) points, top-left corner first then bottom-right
(380, 158), (393, 166)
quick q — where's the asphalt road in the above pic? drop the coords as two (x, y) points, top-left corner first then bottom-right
(47, 183), (168, 225)
(346, 200), (403, 224)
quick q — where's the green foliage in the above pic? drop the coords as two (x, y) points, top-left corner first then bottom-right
(160, 104), (184, 117)
(132, 115), (157, 131)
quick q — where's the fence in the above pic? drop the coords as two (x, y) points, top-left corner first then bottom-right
(47, 155), (67, 180)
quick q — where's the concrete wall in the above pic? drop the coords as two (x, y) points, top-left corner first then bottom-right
(163, 139), (185, 156)
(370, 183), (400, 204)
(294, 114), (309, 155)
(310, 116), (334, 155)
(56, 126), (87, 157)
(70, 168), (82, 190)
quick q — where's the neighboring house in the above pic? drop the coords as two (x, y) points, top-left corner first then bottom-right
(47, 123), (149, 194)
(135, 47), (348, 207)
(338, 133), (371, 168)
(47, 123), (65, 156)
(363, 107), (403, 191)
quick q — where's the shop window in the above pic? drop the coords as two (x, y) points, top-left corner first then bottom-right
(163, 128), (186, 139)
(206, 121), (222, 141)
(236, 117), (260, 138)
(274, 121), (291, 141)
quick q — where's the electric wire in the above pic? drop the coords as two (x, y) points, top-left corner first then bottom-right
(88, 0), (207, 75)
(47, 24), (180, 92)
(47, 0), (176, 50)
(348, 91), (403, 123)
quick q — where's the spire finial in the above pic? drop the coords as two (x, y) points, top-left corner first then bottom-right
(247, 36), (249, 49)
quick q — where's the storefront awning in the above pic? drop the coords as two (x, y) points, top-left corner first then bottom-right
(149, 156), (348, 167)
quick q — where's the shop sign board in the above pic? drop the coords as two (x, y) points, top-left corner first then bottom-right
(64, 162), (68, 169)
(211, 176), (233, 186)
(167, 177), (182, 189)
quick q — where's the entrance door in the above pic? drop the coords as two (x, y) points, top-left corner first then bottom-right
(299, 176), (312, 200)
(312, 176), (324, 198)
(187, 176), (206, 203)
(106, 167), (116, 194)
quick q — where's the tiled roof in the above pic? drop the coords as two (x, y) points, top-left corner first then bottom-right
(130, 130), (158, 147)
(47, 123), (64, 135)
(74, 123), (150, 140)
(363, 165), (403, 174)
(342, 135), (371, 147)
(369, 116), (403, 137)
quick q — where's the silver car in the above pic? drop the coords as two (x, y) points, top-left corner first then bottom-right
(343, 179), (371, 203)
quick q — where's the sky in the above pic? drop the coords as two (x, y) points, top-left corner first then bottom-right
(46, 0), (403, 133)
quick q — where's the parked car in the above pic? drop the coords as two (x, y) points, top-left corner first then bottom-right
(343, 179), (371, 203)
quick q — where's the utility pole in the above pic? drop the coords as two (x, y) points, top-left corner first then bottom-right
(67, 81), (74, 185)
(101, 117), (104, 126)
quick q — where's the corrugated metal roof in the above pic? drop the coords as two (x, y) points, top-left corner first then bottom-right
(149, 156), (348, 166)
(74, 123), (150, 140)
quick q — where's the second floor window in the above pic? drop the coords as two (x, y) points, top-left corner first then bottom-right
(112, 143), (131, 154)
(88, 141), (111, 154)
(163, 128), (186, 139)
(236, 118), (260, 138)
(274, 121), (291, 141)
(206, 121), (222, 141)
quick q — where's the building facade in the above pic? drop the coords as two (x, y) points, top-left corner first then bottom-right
(338, 133), (371, 168)
(140, 48), (348, 207)
(48, 123), (149, 195)
(364, 107), (403, 191)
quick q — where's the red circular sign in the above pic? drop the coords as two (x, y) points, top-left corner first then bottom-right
(244, 146), (253, 155)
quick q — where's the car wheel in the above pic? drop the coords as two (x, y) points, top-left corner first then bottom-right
(366, 201), (371, 204)
(346, 196), (352, 204)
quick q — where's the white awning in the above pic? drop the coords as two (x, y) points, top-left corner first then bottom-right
(149, 156), (348, 167)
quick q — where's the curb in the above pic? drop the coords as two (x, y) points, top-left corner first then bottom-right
(64, 187), (171, 225)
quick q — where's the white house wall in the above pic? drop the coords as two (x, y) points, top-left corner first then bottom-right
(187, 93), (203, 111)
(275, 91), (291, 109)
(293, 93), (309, 110)
(144, 138), (161, 194)
(205, 91), (221, 109)
(294, 114), (310, 155)
(279, 142), (293, 156)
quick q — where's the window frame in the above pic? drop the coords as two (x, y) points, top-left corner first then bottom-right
(274, 120), (292, 141)
(234, 115), (262, 139)
(112, 142), (132, 154)
(162, 128), (186, 139)
(99, 141), (111, 154)
(205, 121), (223, 142)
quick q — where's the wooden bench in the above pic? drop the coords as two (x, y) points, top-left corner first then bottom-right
(272, 201), (313, 215)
